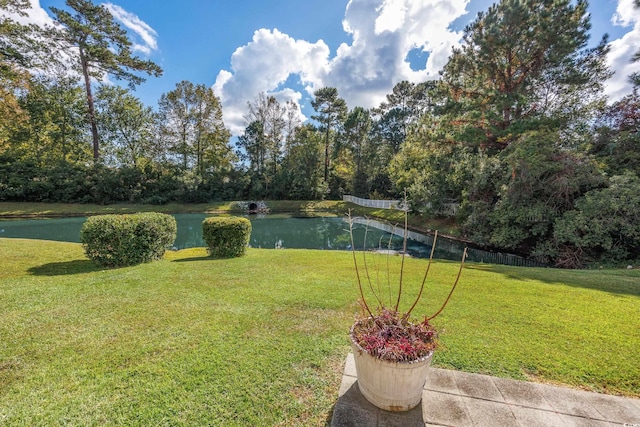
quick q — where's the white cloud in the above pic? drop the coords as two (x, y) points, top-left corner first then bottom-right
(103, 3), (159, 56)
(612, 0), (637, 27)
(7, 1), (159, 57)
(375, 0), (407, 34)
(605, 32), (640, 101)
(214, 0), (469, 136)
(327, 0), (467, 108)
(213, 28), (331, 135)
(605, 0), (640, 102)
(1, 0), (53, 27)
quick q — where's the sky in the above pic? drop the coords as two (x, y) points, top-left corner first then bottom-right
(13, 0), (640, 136)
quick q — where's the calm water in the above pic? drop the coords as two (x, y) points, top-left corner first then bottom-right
(0, 213), (540, 266)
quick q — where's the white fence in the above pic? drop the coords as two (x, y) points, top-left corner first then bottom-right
(343, 195), (460, 217)
(343, 195), (402, 210)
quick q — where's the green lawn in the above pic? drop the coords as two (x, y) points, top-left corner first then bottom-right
(1, 238), (638, 426)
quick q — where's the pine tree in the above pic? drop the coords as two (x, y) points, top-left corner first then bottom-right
(50, 0), (162, 162)
(311, 87), (347, 182)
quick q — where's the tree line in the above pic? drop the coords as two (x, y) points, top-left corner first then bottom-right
(1, 0), (639, 267)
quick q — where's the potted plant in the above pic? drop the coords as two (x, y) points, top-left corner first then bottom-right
(347, 208), (467, 412)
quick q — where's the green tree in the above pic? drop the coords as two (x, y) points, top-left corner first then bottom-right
(158, 80), (196, 169)
(238, 94), (302, 198)
(0, 65), (28, 151)
(158, 80), (232, 177)
(311, 87), (347, 183)
(342, 106), (372, 197)
(369, 81), (436, 198)
(244, 93), (286, 176)
(590, 91), (640, 176)
(280, 124), (325, 199)
(465, 130), (603, 255)
(439, 0), (609, 153)
(14, 71), (88, 165)
(43, 71), (88, 163)
(391, 0), (611, 265)
(390, 113), (476, 215)
(49, 0), (162, 162)
(283, 100), (302, 157)
(192, 84), (233, 177)
(1, 0), (46, 76)
(372, 80), (434, 155)
(95, 85), (156, 168)
(554, 173), (640, 266)
(0, 0), (36, 150)
(236, 120), (265, 174)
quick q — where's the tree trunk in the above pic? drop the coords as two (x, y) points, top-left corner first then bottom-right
(324, 124), (330, 182)
(79, 47), (100, 162)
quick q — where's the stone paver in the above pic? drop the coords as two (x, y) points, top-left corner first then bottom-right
(330, 353), (640, 427)
(421, 390), (471, 426)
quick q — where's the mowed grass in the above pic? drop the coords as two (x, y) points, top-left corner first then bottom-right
(1, 239), (639, 426)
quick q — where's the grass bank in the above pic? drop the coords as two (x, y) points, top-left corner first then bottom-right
(0, 200), (339, 216)
(1, 238), (638, 425)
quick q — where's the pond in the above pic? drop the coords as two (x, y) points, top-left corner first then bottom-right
(0, 213), (542, 266)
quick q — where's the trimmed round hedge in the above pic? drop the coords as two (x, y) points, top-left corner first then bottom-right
(202, 216), (251, 258)
(81, 212), (177, 267)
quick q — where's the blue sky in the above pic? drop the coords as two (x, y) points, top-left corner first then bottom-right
(18, 0), (640, 135)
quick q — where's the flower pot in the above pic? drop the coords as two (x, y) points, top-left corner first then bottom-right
(350, 329), (433, 412)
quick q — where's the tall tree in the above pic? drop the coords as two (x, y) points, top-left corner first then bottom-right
(0, 65), (28, 151)
(0, 0), (38, 150)
(95, 85), (155, 168)
(372, 81), (434, 155)
(391, 0), (611, 264)
(14, 70), (88, 165)
(192, 84), (233, 176)
(236, 120), (265, 174)
(49, 0), (162, 162)
(283, 100), (302, 157)
(244, 93), (286, 176)
(590, 91), (640, 177)
(343, 106), (372, 197)
(311, 87), (347, 182)
(280, 124), (325, 199)
(238, 94), (302, 197)
(158, 80), (231, 176)
(158, 80), (196, 169)
(439, 0), (609, 153)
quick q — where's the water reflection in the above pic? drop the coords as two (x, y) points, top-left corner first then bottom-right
(0, 217), (85, 243)
(0, 214), (437, 256)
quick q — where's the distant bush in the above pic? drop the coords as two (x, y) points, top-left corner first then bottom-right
(202, 217), (251, 258)
(81, 212), (177, 267)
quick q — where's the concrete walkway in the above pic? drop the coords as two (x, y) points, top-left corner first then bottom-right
(331, 353), (640, 427)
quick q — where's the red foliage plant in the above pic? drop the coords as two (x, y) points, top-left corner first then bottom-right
(351, 309), (437, 362)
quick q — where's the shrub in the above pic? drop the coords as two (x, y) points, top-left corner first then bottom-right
(81, 212), (177, 267)
(202, 217), (251, 258)
(553, 173), (640, 266)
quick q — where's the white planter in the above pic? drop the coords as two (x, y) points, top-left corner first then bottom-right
(350, 332), (433, 412)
